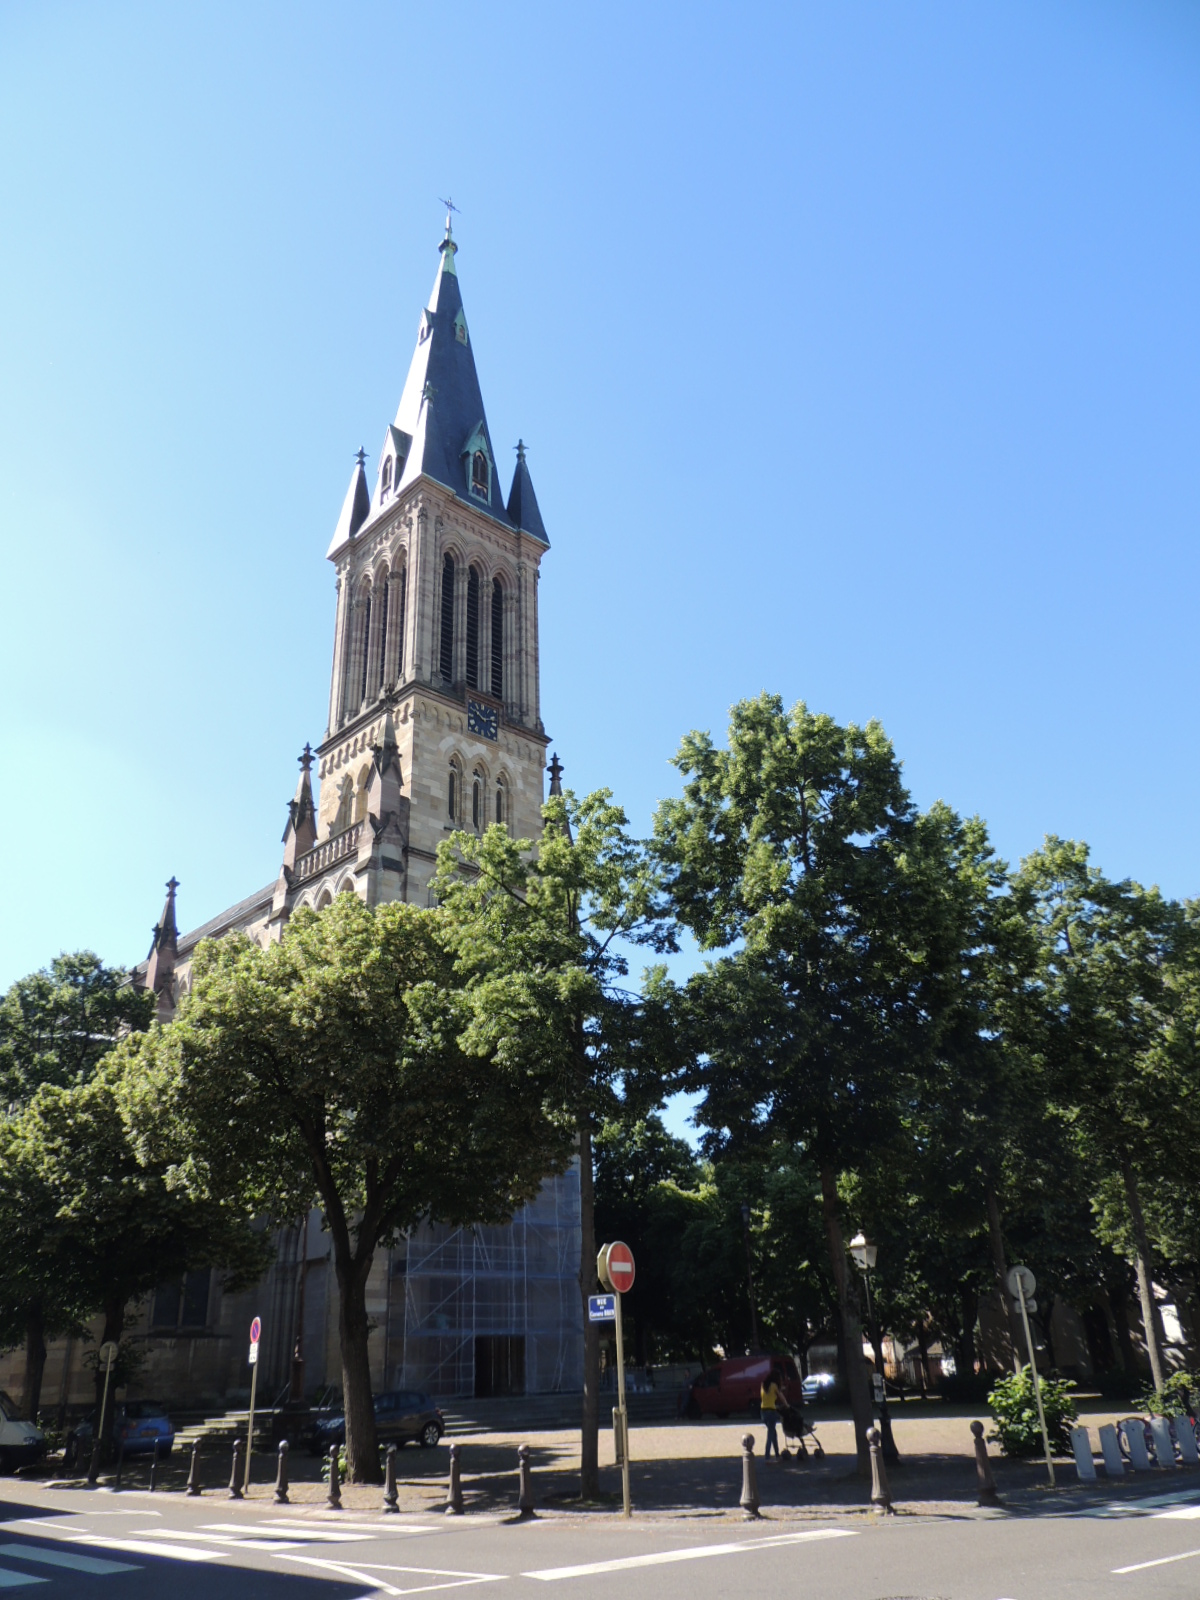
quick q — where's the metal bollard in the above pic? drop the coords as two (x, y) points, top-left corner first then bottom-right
(149, 1437), (159, 1493)
(228, 1437), (244, 1499)
(1150, 1417), (1177, 1469)
(1070, 1425), (1096, 1482)
(739, 1433), (761, 1520)
(517, 1443), (536, 1518)
(383, 1443), (399, 1513)
(971, 1420), (999, 1504)
(87, 1433), (102, 1486)
(186, 1439), (203, 1496)
(867, 1424), (894, 1513)
(274, 1439), (290, 1504)
(327, 1444), (342, 1509)
(445, 1442), (463, 1515)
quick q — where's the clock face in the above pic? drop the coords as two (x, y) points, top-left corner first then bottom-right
(467, 698), (499, 741)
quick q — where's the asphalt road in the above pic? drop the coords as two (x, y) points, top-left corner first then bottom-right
(2, 1479), (1200, 1598)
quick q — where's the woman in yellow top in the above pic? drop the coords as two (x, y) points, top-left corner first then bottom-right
(760, 1370), (783, 1459)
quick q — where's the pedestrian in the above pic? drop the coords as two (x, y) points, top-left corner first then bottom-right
(760, 1367), (783, 1460)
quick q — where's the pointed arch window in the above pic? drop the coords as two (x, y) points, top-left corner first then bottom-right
(494, 775), (507, 827)
(448, 762), (461, 823)
(471, 451), (489, 500)
(472, 768), (484, 831)
(440, 554), (455, 682)
(358, 589), (372, 707)
(394, 565), (407, 680)
(381, 456), (392, 495)
(491, 579), (504, 699)
(375, 571), (389, 693)
(466, 566), (480, 689)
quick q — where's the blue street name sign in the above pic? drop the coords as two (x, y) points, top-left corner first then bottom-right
(588, 1294), (617, 1323)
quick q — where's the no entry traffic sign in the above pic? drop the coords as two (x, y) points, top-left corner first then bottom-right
(248, 1315), (262, 1365)
(600, 1241), (636, 1295)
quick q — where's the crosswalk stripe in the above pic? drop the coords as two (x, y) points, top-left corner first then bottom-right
(0, 1570), (47, 1589)
(131, 1531), (303, 1550)
(67, 1536), (224, 1563)
(0, 1546), (135, 1575)
(523, 1527), (857, 1581)
(200, 1522), (371, 1542)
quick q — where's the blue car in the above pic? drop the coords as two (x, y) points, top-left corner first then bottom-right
(72, 1400), (175, 1459)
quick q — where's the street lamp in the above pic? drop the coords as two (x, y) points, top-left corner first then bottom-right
(849, 1231), (897, 1463)
(740, 1202), (761, 1352)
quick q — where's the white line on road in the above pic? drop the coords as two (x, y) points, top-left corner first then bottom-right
(280, 1555), (505, 1596)
(66, 1535), (225, 1562)
(201, 1520), (383, 1541)
(523, 1527), (857, 1581)
(0, 1545), (135, 1575)
(0, 1571), (46, 1590)
(1113, 1547), (1200, 1574)
(130, 1529), (305, 1550)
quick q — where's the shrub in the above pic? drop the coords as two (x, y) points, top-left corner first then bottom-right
(987, 1366), (1077, 1457)
(1141, 1371), (1200, 1419)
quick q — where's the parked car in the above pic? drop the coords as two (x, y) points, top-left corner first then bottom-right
(71, 1401), (175, 1460)
(0, 1391), (46, 1472)
(682, 1356), (803, 1419)
(802, 1372), (836, 1403)
(306, 1390), (444, 1453)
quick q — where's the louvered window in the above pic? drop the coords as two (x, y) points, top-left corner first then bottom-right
(495, 779), (506, 826)
(448, 767), (458, 821)
(440, 555), (455, 681)
(472, 771), (482, 830)
(466, 567), (480, 689)
(382, 456), (392, 494)
(471, 450), (489, 499)
(375, 575), (389, 692)
(491, 579), (503, 698)
(359, 593), (372, 706)
(395, 567), (407, 679)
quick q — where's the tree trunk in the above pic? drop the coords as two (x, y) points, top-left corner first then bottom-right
(578, 1121), (600, 1498)
(1121, 1160), (1166, 1393)
(1103, 1279), (1140, 1379)
(868, 1320), (900, 1462)
(915, 1321), (932, 1395)
(956, 1283), (977, 1379)
(21, 1305), (47, 1422)
(819, 1166), (872, 1476)
(985, 1185), (1021, 1371)
(334, 1250), (381, 1483)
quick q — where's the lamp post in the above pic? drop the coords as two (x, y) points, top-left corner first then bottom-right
(740, 1202), (761, 1352)
(849, 1232), (898, 1463)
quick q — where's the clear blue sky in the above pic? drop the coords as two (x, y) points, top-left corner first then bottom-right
(2, 0), (1199, 998)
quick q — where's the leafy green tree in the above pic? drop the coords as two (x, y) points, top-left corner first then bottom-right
(432, 789), (677, 1497)
(120, 894), (568, 1483)
(654, 694), (932, 1472)
(1017, 838), (1197, 1392)
(0, 953), (152, 1417)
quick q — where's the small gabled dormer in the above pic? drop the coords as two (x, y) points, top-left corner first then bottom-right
(462, 421), (492, 504)
(453, 307), (469, 346)
(375, 425), (412, 509)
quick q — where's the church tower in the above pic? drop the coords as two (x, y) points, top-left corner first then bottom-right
(278, 218), (551, 920)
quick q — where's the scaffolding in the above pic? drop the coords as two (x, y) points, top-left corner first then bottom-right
(388, 1161), (583, 1399)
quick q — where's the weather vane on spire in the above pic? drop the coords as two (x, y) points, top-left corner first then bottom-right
(439, 196), (460, 236)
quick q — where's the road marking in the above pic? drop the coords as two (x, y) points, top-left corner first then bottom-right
(202, 1521), (378, 1542)
(0, 1545), (135, 1575)
(523, 1527), (857, 1580)
(131, 1529), (304, 1550)
(0, 1571), (47, 1590)
(1156, 1507), (1200, 1520)
(280, 1556), (505, 1596)
(1113, 1548), (1200, 1574)
(258, 1519), (441, 1534)
(1114, 1546), (1200, 1574)
(67, 1535), (225, 1562)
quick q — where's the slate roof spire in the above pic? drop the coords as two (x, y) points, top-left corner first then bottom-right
(507, 439), (549, 544)
(326, 450), (371, 557)
(143, 877), (180, 1023)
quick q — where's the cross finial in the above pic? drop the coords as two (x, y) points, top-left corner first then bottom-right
(439, 195), (459, 237)
(166, 877), (179, 897)
(299, 743), (313, 773)
(355, 446), (367, 469)
(547, 753), (564, 796)
(515, 439), (527, 465)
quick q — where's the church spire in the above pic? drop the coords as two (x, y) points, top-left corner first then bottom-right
(507, 439), (549, 545)
(281, 744), (318, 870)
(326, 449), (371, 558)
(143, 877), (180, 1023)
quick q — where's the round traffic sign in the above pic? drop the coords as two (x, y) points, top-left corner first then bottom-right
(1006, 1265), (1036, 1300)
(249, 1316), (262, 1345)
(99, 1341), (118, 1366)
(605, 1241), (636, 1294)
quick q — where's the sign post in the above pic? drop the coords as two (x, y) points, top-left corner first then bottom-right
(87, 1340), (119, 1483)
(245, 1316), (262, 1494)
(597, 1242), (636, 1518)
(1007, 1266), (1054, 1488)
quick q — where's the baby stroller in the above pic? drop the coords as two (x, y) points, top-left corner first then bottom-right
(778, 1399), (824, 1460)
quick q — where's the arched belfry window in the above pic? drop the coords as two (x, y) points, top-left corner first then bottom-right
(471, 450), (489, 500)
(381, 457), (392, 495)
(466, 566), (480, 689)
(375, 569), (389, 692)
(491, 579), (504, 699)
(395, 564), (408, 680)
(448, 762), (460, 823)
(358, 587), (372, 707)
(472, 768), (484, 831)
(495, 775), (507, 827)
(440, 554), (455, 682)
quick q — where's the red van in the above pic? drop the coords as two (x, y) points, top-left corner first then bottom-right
(683, 1354), (803, 1418)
